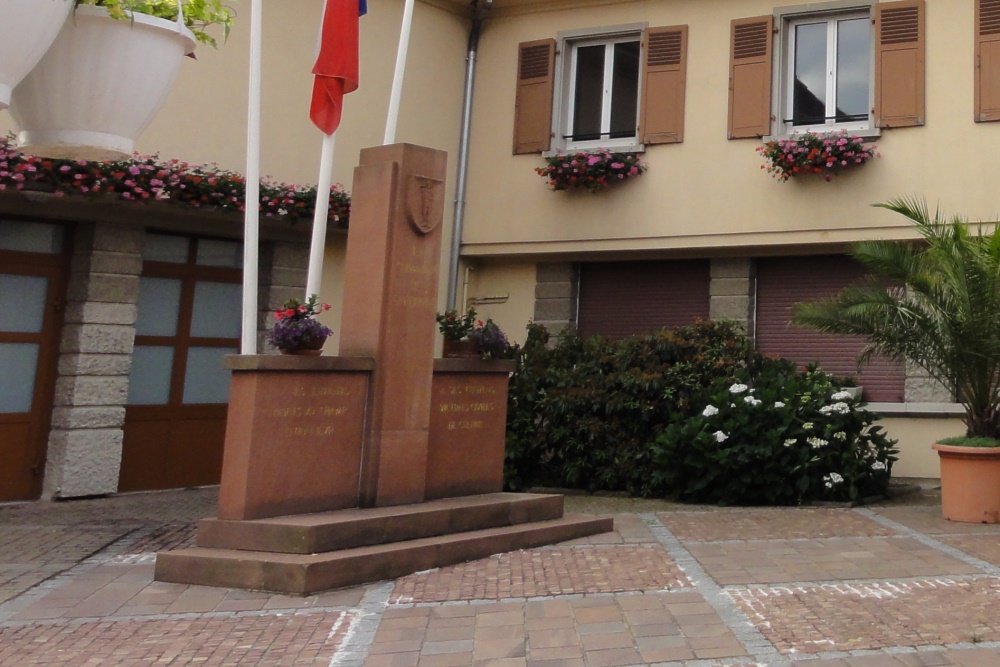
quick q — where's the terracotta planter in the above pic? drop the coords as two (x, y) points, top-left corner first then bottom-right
(278, 336), (327, 356)
(9, 5), (196, 160)
(0, 0), (73, 110)
(442, 339), (482, 359)
(933, 443), (1000, 523)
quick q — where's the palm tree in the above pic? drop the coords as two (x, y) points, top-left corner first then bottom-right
(793, 197), (1000, 441)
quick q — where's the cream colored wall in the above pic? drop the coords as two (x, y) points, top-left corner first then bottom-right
(883, 417), (964, 479)
(463, 0), (994, 257)
(463, 259), (538, 343)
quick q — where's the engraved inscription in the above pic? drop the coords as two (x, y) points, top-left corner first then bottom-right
(271, 384), (355, 439)
(435, 383), (498, 431)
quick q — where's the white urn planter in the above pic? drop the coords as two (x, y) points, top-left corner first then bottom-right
(9, 5), (196, 160)
(0, 0), (73, 110)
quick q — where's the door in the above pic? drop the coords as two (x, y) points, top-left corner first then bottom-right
(0, 220), (68, 501)
(118, 233), (242, 491)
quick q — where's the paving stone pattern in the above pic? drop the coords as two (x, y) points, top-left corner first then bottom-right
(11, 488), (1000, 665)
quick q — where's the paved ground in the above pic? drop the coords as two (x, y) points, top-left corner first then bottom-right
(5, 483), (1000, 665)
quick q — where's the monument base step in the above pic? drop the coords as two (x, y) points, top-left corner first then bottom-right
(155, 513), (613, 595)
(197, 492), (566, 554)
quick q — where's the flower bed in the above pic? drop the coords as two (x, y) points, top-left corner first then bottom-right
(0, 136), (351, 227)
(536, 150), (646, 193)
(758, 130), (878, 182)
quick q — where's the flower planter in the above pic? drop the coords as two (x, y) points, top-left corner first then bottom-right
(933, 443), (1000, 523)
(9, 5), (196, 160)
(442, 339), (483, 359)
(278, 336), (328, 356)
(0, 0), (73, 110)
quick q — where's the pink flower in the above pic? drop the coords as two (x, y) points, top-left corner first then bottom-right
(587, 155), (601, 166)
(611, 162), (624, 169)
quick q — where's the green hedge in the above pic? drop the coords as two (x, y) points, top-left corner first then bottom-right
(503, 321), (897, 504)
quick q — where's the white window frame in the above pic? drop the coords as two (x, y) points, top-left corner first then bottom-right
(550, 23), (647, 154)
(773, 2), (876, 138)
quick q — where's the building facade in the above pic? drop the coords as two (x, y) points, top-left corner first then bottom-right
(1, 0), (991, 499)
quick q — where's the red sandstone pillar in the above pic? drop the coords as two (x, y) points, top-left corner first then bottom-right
(339, 144), (447, 507)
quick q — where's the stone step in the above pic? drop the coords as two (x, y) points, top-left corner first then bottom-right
(197, 493), (565, 554)
(156, 514), (613, 595)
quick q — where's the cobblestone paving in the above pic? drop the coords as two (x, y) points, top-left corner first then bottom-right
(11, 486), (1000, 665)
(390, 545), (689, 604)
(659, 508), (898, 542)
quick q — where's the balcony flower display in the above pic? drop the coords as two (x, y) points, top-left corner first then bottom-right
(536, 150), (646, 193)
(758, 130), (878, 182)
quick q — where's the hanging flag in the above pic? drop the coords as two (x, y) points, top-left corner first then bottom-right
(310, 0), (367, 135)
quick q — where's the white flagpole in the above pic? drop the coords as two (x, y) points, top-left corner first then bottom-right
(306, 133), (335, 297)
(241, 0), (263, 354)
(384, 0), (415, 145)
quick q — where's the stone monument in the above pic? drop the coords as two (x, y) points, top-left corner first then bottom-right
(154, 144), (611, 595)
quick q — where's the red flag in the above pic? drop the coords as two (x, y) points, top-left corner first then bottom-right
(310, 0), (363, 135)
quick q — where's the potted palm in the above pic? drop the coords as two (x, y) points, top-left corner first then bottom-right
(9, 0), (233, 160)
(0, 0), (74, 110)
(794, 197), (1000, 523)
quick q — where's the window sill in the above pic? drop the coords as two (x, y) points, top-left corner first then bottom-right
(867, 402), (964, 418)
(763, 128), (881, 143)
(543, 143), (645, 158)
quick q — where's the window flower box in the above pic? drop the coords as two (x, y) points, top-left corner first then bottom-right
(757, 131), (878, 182)
(536, 150), (646, 193)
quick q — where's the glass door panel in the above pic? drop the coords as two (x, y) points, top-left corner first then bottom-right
(0, 343), (40, 413)
(0, 275), (48, 333)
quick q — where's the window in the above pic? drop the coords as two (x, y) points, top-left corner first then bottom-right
(513, 24), (688, 154)
(728, 0), (925, 139)
(783, 11), (872, 132)
(561, 32), (641, 149)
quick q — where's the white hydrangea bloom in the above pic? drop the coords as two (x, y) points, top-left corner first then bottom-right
(729, 383), (748, 394)
(713, 430), (729, 443)
(803, 422), (814, 430)
(807, 437), (828, 449)
(783, 438), (797, 447)
(831, 390), (854, 401)
(819, 402), (851, 414)
(774, 401), (785, 408)
(823, 472), (844, 488)
(744, 396), (761, 407)
(871, 461), (887, 471)
(833, 431), (847, 441)
(702, 405), (719, 417)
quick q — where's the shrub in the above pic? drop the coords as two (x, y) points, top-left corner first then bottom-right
(651, 366), (897, 505)
(504, 320), (760, 496)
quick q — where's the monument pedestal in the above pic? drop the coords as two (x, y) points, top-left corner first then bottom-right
(154, 143), (612, 594)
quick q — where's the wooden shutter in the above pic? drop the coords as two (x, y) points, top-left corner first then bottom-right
(513, 39), (555, 154)
(639, 25), (688, 145)
(728, 16), (773, 139)
(976, 0), (1000, 121)
(578, 260), (710, 338)
(875, 0), (925, 128)
(755, 256), (906, 403)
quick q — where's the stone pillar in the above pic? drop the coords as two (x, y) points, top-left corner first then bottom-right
(44, 222), (141, 499)
(709, 258), (755, 332)
(339, 144), (447, 507)
(257, 240), (311, 353)
(533, 262), (578, 337)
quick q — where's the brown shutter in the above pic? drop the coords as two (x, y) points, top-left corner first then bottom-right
(728, 16), (773, 139)
(755, 256), (906, 403)
(639, 25), (688, 145)
(577, 260), (710, 338)
(875, 0), (925, 128)
(976, 0), (1000, 121)
(513, 39), (555, 155)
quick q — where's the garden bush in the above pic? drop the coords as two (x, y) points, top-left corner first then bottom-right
(503, 322), (897, 504)
(651, 366), (897, 505)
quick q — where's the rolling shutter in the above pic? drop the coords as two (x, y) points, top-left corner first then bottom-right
(728, 16), (773, 139)
(755, 256), (905, 403)
(640, 25), (688, 145)
(875, 0), (925, 128)
(513, 39), (555, 154)
(976, 0), (1000, 121)
(578, 260), (710, 338)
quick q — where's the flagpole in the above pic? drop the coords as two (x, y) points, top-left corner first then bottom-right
(241, 0), (263, 354)
(384, 0), (415, 144)
(306, 133), (335, 297)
